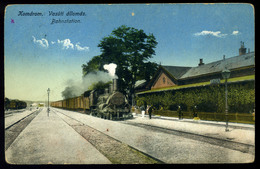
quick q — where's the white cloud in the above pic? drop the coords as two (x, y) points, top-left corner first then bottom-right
(32, 36), (49, 48)
(194, 30), (227, 38)
(47, 38), (90, 52)
(75, 43), (89, 51)
(232, 31), (240, 35)
(57, 39), (74, 49)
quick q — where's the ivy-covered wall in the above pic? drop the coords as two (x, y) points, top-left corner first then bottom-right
(136, 81), (255, 114)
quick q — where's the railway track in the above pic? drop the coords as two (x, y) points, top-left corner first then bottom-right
(5, 108), (42, 150)
(53, 109), (254, 162)
(4, 109), (27, 118)
(6, 108), (254, 163)
(52, 109), (164, 164)
(121, 121), (255, 155)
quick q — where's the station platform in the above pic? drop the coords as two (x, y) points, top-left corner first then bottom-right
(5, 107), (111, 164)
(130, 113), (255, 146)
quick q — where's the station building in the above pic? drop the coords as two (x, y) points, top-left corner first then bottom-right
(136, 42), (255, 95)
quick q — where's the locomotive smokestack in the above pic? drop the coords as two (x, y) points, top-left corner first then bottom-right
(109, 83), (113, 93)
(113, 79), (118, 91)
(105, 88), (109, 94)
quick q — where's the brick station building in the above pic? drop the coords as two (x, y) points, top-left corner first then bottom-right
(136, 42), (255, 95)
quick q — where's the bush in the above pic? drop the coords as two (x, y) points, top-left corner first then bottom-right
(136, 81), (255, 114)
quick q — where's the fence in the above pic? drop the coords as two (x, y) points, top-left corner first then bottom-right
(148, 110), (255, 124)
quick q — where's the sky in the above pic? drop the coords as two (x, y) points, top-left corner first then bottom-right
(4, 4), (255, 101)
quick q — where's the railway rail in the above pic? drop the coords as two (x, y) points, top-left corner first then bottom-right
(121, 121), (255, 155)
(4, 109), (27, 118)
(52, 109), (164, 164)
(53, 109), (254, 160)
(5, 108), (42, 150)
(5, 107), (254, 163)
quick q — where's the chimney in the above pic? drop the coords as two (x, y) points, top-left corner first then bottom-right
(239, 41), (247, 55)
(105, 88), (109, 95)
(109, 83), (113, 93)
(198, 59), (204, 66)
(113, 79), (118, 91)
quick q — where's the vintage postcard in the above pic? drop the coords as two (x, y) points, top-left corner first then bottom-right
(4, 4), (255, 164)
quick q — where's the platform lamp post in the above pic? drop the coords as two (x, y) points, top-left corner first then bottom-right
(47, 88), (50, 117)
(222, 68), (231, 132)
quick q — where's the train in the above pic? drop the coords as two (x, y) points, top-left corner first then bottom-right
(4, 98), (27, 110)
(51, 79), (133, 120)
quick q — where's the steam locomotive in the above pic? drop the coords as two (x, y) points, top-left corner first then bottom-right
(51, 79), (133, 120)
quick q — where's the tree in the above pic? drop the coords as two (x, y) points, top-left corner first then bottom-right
(4, 97), (10, 110)
(82, 25), (158, 104)
(97, 25), (158, 104)
(138, 61), (158, 82)
(81, 55), (104, 76)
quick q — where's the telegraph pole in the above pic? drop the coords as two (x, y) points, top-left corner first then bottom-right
(47, 88), (50, 117)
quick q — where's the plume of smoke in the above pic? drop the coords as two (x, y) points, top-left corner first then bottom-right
(104, 63), (117, 77)
(61, 79), (83, 99)
(62, 63), (117, 99)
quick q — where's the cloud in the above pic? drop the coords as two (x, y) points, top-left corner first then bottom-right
(57, 39), (74, 49)
(232, 31), (240, 35)
(75, 43), (89, 51)
(32, 36), (90, 52)
(32, 36), (49, 48)
(56, 39), (89, 51)
(194, 30), (227, 38)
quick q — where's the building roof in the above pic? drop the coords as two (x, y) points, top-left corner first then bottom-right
(144, 65), (191, 89)
(180, 52), (255, 79)
(136, 50), (255, 93)
(161, 66), (192, 79)
(137, 75), (255, 95)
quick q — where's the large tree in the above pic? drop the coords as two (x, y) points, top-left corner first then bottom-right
(82, 25), (158, 104)
(81, 55), (104, 76)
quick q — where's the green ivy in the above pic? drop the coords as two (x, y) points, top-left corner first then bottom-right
(136, 81), (255, 113)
